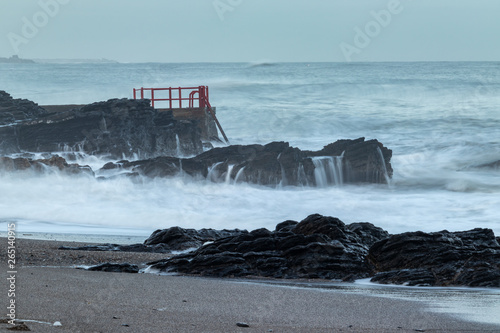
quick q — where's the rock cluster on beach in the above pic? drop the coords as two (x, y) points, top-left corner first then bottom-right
(142, 214), (499, 287)
(148, 214), (388, 281)
(369, 228), (500, 287)
(73, 214), (500, 287)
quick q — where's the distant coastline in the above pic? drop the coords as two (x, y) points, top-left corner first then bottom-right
(0, 55), (118, 64)
(0, 55), (34, 64)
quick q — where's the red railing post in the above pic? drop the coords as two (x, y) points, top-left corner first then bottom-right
(168, 88), (172, 109)
(178, 87), (182, 108)
(189, 91), (196, 108)
(151, 89), (155, 108)
(141, 88), (144, 99)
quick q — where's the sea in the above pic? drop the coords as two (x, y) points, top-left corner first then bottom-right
(1, 61), (500, 238)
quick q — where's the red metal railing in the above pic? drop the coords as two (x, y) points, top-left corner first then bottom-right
(133, 86), (210, 109)
(132, 85), (229, 143)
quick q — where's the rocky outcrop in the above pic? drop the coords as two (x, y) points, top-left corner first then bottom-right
(148, 214), (389, 280)
(0, 155), (94, 176)
(145, 215), (499, 287)
(107, 138), (393, 186)
(0, 91), (204, 158)
(60, 213), (500, 287)
(368, 228), (500, 287)
(0, 91), (392, 185)
(0, 55), (35, 64)
(0, 90), (47, 125)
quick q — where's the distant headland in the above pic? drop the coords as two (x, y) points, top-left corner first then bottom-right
(0, 55), (35, 64)
(0, 55), (118, 64)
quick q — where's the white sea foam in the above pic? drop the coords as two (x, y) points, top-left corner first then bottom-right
(0, 169), (499, 235)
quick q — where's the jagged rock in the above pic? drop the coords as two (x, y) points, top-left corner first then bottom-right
(147, 214), (389, 280)
(347, 222), (391, 248)
(368, 228), (500, 287)
(144, 226), (247, 249)
(108, 138), (393, 186)
(311, 138), (393, 184)
(0, 90), (47, 125)
(0, 155), (93, 176)
(87, 263), (139, 273)
(0, 91), (203, 158)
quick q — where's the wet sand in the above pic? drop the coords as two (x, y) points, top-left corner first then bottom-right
(1, 238), (500, 332)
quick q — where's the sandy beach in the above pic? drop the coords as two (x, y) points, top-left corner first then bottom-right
(2, 238), (500, 333)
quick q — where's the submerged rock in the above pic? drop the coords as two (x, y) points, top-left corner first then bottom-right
(0, 155), (94, 176)
(0, 91), (203, 158)
(148, 214), (389, 280)
(368, 228), (500, 287)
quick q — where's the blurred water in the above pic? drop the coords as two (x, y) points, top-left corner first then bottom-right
(0, 62), (499, 235)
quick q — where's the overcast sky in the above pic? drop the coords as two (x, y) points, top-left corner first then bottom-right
(1, 0), (499, 62)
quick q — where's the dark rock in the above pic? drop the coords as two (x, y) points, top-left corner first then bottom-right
(236, 322), (250, 328)
(144, 227), (247, 250)
(368, 228), (500, 287)
(0, 91), (203, 158)
(146, 217), (499, 287)
(311, 138), (393, 184)
(148, 214), (389, 280)
(115, 138), (393, 186)
(59, 227), (247, 254)
(6, 322), (31, 331)
(0, 155), (94, 176)
(0, 90), (46, 125)
(275, 220), (298, 233)
(347, 222), (390, 248)
(87, 263), (139, 273)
